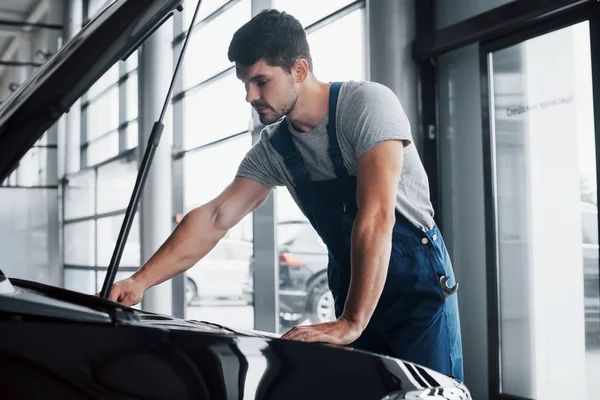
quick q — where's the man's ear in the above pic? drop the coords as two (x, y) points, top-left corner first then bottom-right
(293, 58), (310, 83)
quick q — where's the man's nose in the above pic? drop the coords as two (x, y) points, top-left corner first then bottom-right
(245, 86), (259, 103)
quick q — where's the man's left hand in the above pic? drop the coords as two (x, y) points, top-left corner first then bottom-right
(280, 316), (364, 345)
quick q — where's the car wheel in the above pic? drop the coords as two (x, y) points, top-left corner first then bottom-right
(185, 277), (197, 305)
(307, 281), (335, 324)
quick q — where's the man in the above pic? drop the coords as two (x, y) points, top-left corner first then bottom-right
(107, 9), (463, 380)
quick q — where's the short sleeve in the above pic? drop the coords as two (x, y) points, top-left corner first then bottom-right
(236, 132), (283, 188)
(339, 82), (413, 158)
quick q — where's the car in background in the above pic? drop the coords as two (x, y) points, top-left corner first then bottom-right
(582, 201), (600, 348)
(184, 239), (252, 305)
(243, 220), (332, 329)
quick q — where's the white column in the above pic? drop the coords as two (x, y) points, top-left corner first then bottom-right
(138, 18), (174, 315)
(64, 0), (82, 175)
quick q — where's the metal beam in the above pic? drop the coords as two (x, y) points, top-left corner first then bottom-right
(0, 19), (62, 30)
(413, 0), (593, 61)
(0, 60), (43, 67)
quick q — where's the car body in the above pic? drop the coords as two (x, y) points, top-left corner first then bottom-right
(0, 1), (472, 398)
(184, 239), (252, 304)
(581, 201), (600, 348)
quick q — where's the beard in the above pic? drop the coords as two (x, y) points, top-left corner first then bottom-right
(253, 83), (298, 125)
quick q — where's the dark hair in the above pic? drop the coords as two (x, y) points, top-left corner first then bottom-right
(228, 9), (312, 72)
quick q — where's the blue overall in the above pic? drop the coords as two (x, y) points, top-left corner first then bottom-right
(270, 82), (464, 381)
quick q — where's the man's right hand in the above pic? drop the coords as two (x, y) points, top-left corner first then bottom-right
(105, 277), (146, 307)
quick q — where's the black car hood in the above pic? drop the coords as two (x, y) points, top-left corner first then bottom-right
(0, 0), (183, 182)
(1, 275), (472, 399)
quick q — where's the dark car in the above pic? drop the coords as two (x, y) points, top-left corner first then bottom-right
(0, 1), (472, 398)
(582, 201), (600, 348)
(243, 220), (333, 329)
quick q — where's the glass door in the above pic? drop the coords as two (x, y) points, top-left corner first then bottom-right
(483, 19), (600, 400)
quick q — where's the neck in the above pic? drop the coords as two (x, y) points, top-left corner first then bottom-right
(286, 75), (330, 133)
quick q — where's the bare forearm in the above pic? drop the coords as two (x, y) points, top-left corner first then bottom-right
(131, 205), (227, 290)
(342, 212), (394, 330)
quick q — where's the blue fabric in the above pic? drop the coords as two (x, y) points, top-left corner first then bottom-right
(269, 82), (464, 381)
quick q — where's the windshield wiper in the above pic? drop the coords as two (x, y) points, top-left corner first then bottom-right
(99, 0), (204, 299)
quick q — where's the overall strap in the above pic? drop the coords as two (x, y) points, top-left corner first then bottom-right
(269, 120), (308, 183)
(326, 82), (349, 178)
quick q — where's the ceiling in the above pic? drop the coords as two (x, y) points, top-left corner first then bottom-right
(0, 0), (53, 81)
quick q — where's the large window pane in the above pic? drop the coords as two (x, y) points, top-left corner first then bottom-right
(96, 158), (137, 214)
(125, 50), (138, 73)
(183, 72), (251, 149)
(13, 147), (57, 187)
(86, 86), (119, 141)
(96, 213), (140, 267)
(64, 169), (95, 220)
(307, 8), (365, 83)
(126, 73), (138, 121)
(182, 0), (229, 28)
(126, 121), (138, 149)
(182, 0), (251, 89)
(489, 22), (596, 399)
(64, 221), (95, 266)
(88, 64), (119, 99)
(183, 135), (254, 329)
(271, 7), (366, 333)
(86, 131), (119, 166)
(88, 0), (115, 19)
(64, 268), (96, 295)
(274, 0), (355, 27)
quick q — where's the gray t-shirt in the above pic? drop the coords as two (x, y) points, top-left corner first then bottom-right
(236, 80), (435, 232)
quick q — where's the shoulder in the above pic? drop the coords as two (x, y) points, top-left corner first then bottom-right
(339, 80), (399, 109)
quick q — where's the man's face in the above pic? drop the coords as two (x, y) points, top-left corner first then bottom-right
(236, 59), (298, 125)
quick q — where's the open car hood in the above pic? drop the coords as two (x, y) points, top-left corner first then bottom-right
(0, 0), (183, 182)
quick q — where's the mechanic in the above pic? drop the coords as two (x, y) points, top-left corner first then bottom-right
(107, 9), (464, 381)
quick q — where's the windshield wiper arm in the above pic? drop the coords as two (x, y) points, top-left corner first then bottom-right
(100, 0), (204, 299)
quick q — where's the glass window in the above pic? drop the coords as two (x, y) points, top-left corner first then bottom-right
(183, 72), (251, 149)
(64, 268), (96, 295)
(126, 121), (138, 149)
(307, 8), (366, 83)
(182, 0), (251, 89)
(184, 133), (250, 213)
(86, 86), (119, 141)
(13, 147), (53, 187)
(182, 0), (229, 28)
(273, 0), (356, 27)
(488, 22), (597, 399)
(88, 64), (119, 99)
(126, 73), (138, 122)
(86, 131), (119, 166)
(64, 221), (95, 266)
(96, 213), (141, 267)
(182, 134), (254, 328)
(96, 158), (137, 214)
(125, 50), (138, 73)
(272, 6), (366, 333)
(64, 169), (96, 220)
